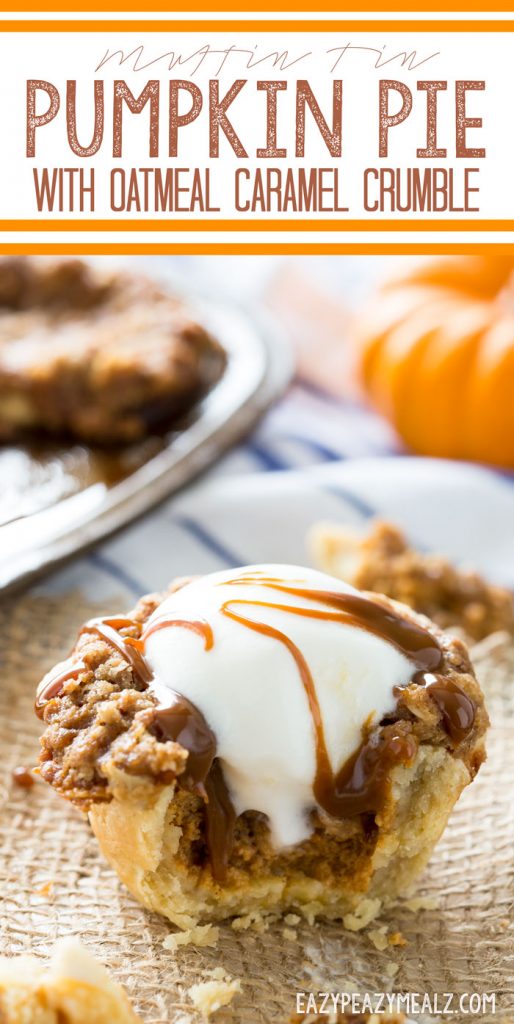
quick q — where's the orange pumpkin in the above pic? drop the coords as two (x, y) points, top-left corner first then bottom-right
(355, 256), (514, 468)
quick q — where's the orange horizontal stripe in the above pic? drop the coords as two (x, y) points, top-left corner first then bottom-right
(1, 19), (513, 32)
(2, 219), (514, 232)
(1, 243), (514, 255)
(2, 0), (512, 11)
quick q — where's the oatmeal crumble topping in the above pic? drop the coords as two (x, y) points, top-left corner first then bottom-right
(310, 519), (514, 641)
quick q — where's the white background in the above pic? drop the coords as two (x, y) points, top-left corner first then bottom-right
(0, 18), (513, 244)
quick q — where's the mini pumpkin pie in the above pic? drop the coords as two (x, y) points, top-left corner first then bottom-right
(36, 564), (487, 931)
(0, 940), (140, 1023)
(0, 257), (224, 444)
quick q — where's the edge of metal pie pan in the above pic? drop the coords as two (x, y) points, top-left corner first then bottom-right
(0, 282), (293, 596)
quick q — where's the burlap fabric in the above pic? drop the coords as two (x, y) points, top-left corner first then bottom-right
(1, 592), (513, 1023)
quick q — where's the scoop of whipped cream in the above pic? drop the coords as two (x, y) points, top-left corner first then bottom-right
(144, 564), (415, 848)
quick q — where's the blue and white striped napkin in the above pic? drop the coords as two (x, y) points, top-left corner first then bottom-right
(41, 369), (514, 603)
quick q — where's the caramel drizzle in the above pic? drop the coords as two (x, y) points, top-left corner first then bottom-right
(220, 573), (475, 745)
(219, 581), (440, 820)
(35, 658), (87, 707)
(222, 574), (442, 672)
(222, 600), (418, 819)
(413, 673), (476, 744)
(35, 613), (230, 881)
(36, 573), (477, 882)
(36, 616), (213, 709)
(129, 616), (214, 653)
(36, 616), (150, 712)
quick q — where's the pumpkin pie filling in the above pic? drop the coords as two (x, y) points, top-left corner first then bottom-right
(0, 257), (225, 444)
(35, 562), (487, 930)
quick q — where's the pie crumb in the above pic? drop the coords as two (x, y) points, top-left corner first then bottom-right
(385, 963), (400, 979)
(187, 970), (241, 1018)
(35, 881), (54, 898)
(163, 925), (219, 951)
(402, 895), (439, 912)
(231, 911), (271, 933)
(367, 926), (389, 951)
(343, 898), (382, 931)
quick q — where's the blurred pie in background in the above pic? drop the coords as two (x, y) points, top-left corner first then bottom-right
(0, 258), (225, 446)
